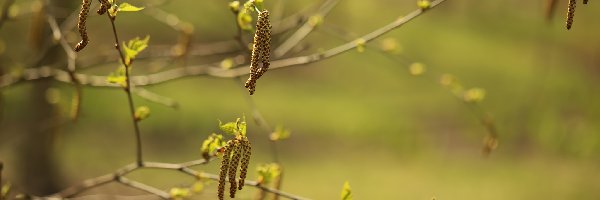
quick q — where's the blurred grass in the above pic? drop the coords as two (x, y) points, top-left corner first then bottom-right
(1, 0), (600, 199)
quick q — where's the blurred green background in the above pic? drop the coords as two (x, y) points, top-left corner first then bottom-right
(1, 0), (600, 199)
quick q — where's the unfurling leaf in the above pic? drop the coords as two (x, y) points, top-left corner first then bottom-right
(201, 133), (226, 159)
(256, 163), (281, 185)
(134, 106), (150, 121)
(118, 3), (144, 12)
(229, 1), (241, 13)
(192, 181), (204, 193)
(123, 36), (150, 65)
(106, 65), (127, 87)
(463, 88), (486, 103)
(417, 0), (431, 10)
(169, 187), (191, 200)
(340, 181), (352, 200)
(355, 38), (366, 53)
(409, 62), (426, 76)
(219, 117), (247, 136)
(270, 125), (291, 141)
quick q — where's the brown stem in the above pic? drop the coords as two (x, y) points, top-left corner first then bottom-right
(106, 14), (144, 165)
(0, 0), (449, 89)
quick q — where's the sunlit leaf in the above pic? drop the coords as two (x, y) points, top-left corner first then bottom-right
(201, 134), (225, 158)
(340, 181), (352, 200)
(169, 187), (191, 200)
(134, 106), (150, 121)
(118, 3), (144, 12)
(270, 125), (291, 141)
(256, 163), (281, 185)
(123, 35), (150, 65)
(409, 62), (426, 76)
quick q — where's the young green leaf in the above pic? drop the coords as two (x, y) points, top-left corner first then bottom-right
(218, 117), (247, 136)
(169, 187), (191, 200)
(118, 3), (144, 12)
(201, 133), (225, 158)
(270, 125), (291, 141)
(340, 181), (352, 200)
(409, 62), (426, 76)
(134, 106), (150, 121)
(106, 65), (128, 87)
(123, 36), (150, 65)
(417, 0), (431, 10)
(256, 163), (281, 185)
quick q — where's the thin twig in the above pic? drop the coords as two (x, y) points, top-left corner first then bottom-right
(41, 159), (306, 200)
(0, 0), (448, 89)
(132, 87), (179, 109)
(106, 14), (144, 165)
(117, 177), (170, 199)
(273, 0), (339, 57)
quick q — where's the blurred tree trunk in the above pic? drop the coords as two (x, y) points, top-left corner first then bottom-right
(13, 0), (74, 195)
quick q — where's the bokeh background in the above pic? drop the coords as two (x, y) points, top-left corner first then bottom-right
(1, 0), (599, 199)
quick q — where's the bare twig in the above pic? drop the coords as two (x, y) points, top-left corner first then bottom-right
(273, 0), (339, 57)
(116, 177), (170, 199)
(132, 87), (179, 109)
(38, 159), (306, 200)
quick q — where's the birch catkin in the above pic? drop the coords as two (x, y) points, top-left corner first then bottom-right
(245, 10), (272, 95)
(238, 138), (251, 190)
(566, 0), (576, 30)
(218, 142), (233, 200)
(74, 0), (91, 52)
(97, 0), (110, 15)
(228, 140), (242, 198)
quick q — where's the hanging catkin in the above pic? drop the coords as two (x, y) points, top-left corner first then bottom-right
(228, 140), (242, 198)
(74, 0), (91, 52)
(217, 142), (233, 200)
(245, 10), (272, 95)
(97, 0), (110, 15)
(566, 0), (576, 30)
(238, 137), (251, 190)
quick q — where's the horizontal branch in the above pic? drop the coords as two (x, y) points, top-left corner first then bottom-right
(30, 159), (307, 200)
(0, 0), (447, 89)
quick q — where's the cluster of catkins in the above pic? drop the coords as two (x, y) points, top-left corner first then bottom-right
(217, 136), (252, 200)
(245, 10), (272, 95)
(74, 0), (111, 51)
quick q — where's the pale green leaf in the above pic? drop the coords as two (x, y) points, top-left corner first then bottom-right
(341, 181), (352, 200)
(134, 106), (150, 121)
(118, 3), (144, 12)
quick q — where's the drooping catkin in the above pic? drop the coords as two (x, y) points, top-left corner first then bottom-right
(245, 10), (272, 95)
(74, 0), (91, 52)
(257, 11), (272, 79)
(218, 142), (233, 200)
(97, 0), (110, 15)
(228, 140), (242, 198)
(238, 137), (252, 190)
(566, 0), (576, 30)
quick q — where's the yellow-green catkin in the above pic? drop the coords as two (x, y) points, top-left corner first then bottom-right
(74, 0), (91, 52)
(238, 137), (251, 190)
(566, 0), (576, 30)
(218, 142), (233, 200)
(245, 10), (272, 95)
(228, 140), (242, 198)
